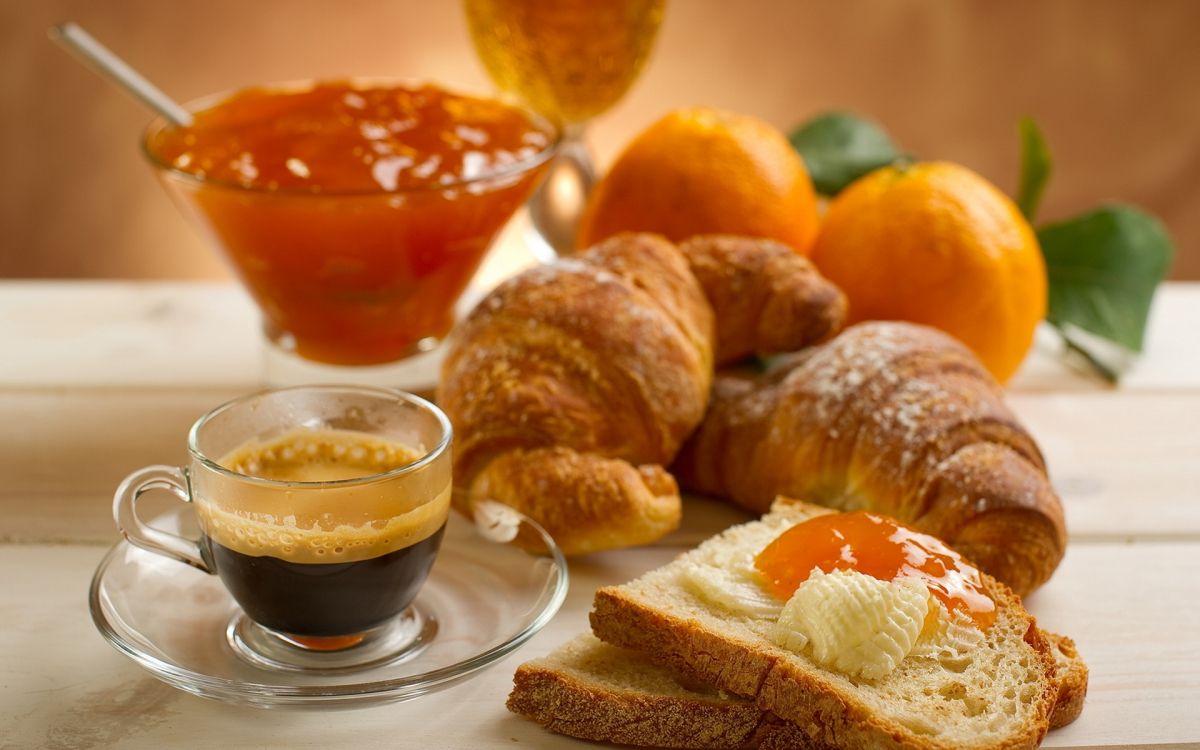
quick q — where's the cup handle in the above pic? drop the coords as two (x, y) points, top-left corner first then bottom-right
(113, 465), (212, 573)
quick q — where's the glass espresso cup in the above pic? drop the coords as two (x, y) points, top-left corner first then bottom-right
(113, 385), (452, 671)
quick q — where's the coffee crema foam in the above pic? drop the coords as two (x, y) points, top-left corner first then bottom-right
(197, 493), (450, 563)
(222, 428), (421, 483)
(196, 429), (449, 563)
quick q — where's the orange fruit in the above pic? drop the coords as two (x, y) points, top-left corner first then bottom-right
(810, 161), (1046, 384)
(577, 107), (821, 254)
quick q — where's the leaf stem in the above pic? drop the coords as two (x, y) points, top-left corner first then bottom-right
(1059, 331), (1120, 384)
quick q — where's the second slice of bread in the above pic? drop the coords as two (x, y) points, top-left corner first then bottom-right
(590, 501), (1058, 750)
(508, 631), (1086, 748)
(508, 632), (811, 749)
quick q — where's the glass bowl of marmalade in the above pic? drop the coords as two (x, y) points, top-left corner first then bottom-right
(143, 80), (559, 381)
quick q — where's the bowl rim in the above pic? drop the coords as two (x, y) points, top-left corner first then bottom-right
(141, 78), (562, 198)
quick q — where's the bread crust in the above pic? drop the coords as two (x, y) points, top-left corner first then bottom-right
(508, 660), (789, 749)
(508, 630), (1085, 749)
(1043, 631), (1088, 730)
(590, 502), (1059, 750)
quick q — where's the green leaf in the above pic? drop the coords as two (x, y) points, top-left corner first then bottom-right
(789, 112), (903, 196)
(1016, 117), (1052, 222)
(1039, 204), (1174, 352)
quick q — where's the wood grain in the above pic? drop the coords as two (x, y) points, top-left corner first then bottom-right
(3, 388), (1195, 545)
(1, 539), (1195, 749)
(0, 388), (242, 544)
(1008, 392), (1200, 541)
(1, 280), (1197, 747)
(3, 282), (1195, 392)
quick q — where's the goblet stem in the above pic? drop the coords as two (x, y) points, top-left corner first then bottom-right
(527, 123), (597, 258)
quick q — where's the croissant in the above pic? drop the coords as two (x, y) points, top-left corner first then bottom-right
(679, 234), (846, 365)
(673, 321), (1066, 595)
(438, 233), (845, 554)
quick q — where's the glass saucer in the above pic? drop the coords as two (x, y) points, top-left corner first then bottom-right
(88, 503), (568, 709)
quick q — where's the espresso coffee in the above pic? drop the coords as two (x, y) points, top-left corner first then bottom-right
(196, 429), (450, 639)
(202, 526), (444, 637)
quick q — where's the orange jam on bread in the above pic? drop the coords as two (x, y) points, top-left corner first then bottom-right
(755, 511), (996, 629)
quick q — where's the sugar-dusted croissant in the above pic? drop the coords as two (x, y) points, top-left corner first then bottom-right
(438, 233), (846, 555)
(673, 321), (1067, 595)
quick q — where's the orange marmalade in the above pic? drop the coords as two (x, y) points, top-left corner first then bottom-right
(755, 511), (996, 629)
(145, 82), (555, 365)
(149, 82), (554, 192)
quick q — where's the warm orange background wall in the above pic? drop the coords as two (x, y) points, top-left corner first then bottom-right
(2, 0), (1198, 279)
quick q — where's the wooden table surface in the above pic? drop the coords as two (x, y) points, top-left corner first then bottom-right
(2, 221), (1198, 749)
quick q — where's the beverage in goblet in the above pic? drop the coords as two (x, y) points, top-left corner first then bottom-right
(463, 0), (665, 254)
(143, 81), (559, 384)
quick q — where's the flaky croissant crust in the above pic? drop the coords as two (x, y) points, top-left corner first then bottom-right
(439, 234), (713, 553)
(438, 233), (848, 555)
(674, 321), (1067, 595)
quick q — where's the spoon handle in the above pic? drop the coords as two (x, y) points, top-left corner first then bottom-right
(49, 22), (194, 127)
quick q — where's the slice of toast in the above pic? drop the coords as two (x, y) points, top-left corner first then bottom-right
(508, 631), (826, 749)
(508, 631), (1086, 748)
(1045, 632), (1088, 730)
(589, 501), (1060, 750)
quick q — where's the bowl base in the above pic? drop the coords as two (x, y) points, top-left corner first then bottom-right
(262, 336), (446, 392)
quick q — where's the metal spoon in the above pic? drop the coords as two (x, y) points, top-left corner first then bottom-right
(48, 22), (193, 127)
